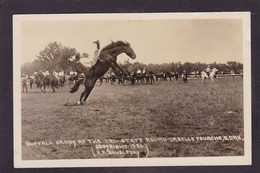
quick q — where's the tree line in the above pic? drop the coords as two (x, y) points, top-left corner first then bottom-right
(119, 60), (243, 75)
(22, 42), (243, 75)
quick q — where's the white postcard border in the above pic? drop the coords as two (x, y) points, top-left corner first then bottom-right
(13, 12), (251, 168)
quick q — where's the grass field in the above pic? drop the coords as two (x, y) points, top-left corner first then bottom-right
(21, 77), (244, 159)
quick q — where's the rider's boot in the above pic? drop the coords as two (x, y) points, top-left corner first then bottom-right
(93, 40), (100, 49)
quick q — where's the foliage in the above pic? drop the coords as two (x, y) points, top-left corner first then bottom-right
(119, 61), (243, 74)
(22, 42), (77, 75)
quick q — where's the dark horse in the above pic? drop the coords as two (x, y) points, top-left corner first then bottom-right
(36, 74), (60, 93)
(35, 73), (49, 93)
(69, 41), (136, 105)
(144, 71), (155, 84)
(50, 76), (60, 92)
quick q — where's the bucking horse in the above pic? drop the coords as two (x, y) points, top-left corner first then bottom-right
(68, 41), (136, 105)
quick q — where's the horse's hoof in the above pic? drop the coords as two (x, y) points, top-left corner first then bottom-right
(77, 101), (81, 105)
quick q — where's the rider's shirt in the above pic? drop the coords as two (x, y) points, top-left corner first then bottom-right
(79, 56), (92, 68)
(206, 67), (211, 73)
(79, 48), (100, 68)
(137, 69), (141, 74)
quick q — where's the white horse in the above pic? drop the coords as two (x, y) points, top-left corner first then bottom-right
(201, 68), (218, 83)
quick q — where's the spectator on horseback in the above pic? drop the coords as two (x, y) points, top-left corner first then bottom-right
(206, 65), (211, 77)
(53, 70), (59, 79)
(69, 70), (74, 77)
(21, 74), (28, 93)
(58, 70), (64, 77)
(142, 67), (146, 74)
(34, 71), (38, 76)
(137, 68), (141, 75)
(43, 70), (50, 78)
(39, 70), (44, 76)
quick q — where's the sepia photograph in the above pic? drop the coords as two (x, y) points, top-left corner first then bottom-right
(13, 12), (251, 167)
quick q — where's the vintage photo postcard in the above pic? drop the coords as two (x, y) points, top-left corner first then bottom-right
(13, 12), (251, 168)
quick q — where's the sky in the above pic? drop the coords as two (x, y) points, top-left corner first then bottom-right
(20, 17), (243, 65)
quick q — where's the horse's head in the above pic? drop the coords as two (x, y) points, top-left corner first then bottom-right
(102, 41), (136, 60)
(213, 68), (218, 72)
(124, 42), (136, 60)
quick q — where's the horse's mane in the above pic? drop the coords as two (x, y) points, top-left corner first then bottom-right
(101, 41), (130, 51)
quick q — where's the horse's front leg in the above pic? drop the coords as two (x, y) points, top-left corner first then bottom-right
(113, 62), (125, 74)
(210, 77), (214, 83)
(110, 61), (128, 77)
(109, 63), (123, 78)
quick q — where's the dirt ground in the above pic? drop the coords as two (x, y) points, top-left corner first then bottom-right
(21, 77), (244, 160)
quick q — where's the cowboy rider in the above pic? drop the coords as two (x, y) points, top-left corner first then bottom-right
(206, 65), (211, 77)
(74, 40), (100, 69)
(137, 68), (141, 75)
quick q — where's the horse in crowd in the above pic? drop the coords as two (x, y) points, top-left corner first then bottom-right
(49, 76), (60, 92)
(125, 71), (154, 85)
(155, 72), (172, 81)
(118, 72), (132, 85)
(136, 72), (144, 83)
(67, 74), (78, 84)
(143, 71), (155, 84)
(34, 73), (50, 93)
(58, 76), (66, 89)
(165, 72), (174, 81)
(99, 74), (110, 83)
(69, 40), (136, 105)
(110, 73), (117, 85)
(34, 73), (61, 93)
(201, 68), (218, 84)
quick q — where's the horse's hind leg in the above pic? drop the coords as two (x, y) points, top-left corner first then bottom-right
(77, 87), (93, 105)
(40, 85), (43, 92)
(83, 87), (94, 103)
(78, 80), (95, 105)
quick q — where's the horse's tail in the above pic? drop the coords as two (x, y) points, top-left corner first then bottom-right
(69, 80), (82, 93)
